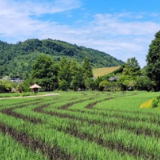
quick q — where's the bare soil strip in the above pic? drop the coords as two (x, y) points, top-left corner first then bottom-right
(60, 97), (95, 110)
(86, 97), (113, 109)
(1, 103), (43, 124)
(0, 123), (70, 160)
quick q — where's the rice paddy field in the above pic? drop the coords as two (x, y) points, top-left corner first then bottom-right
(93, 66), (120, 78)
(0, 91), (160, 160)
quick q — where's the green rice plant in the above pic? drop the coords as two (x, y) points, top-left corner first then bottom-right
(1, 91), (160, 159)
(11, 94), (160, 159)
(0, 132), (46, 160)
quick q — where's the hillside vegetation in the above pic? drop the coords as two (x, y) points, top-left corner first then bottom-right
(0, 39), (124, 78)
(93, 66), (121, 78)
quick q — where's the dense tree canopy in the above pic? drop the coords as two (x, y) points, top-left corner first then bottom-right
(82, 57), (93, 79)
(32, 55), (58, 91)
(31, 55), (94, 91)
(146, 30), (160, 91)
(118, 57), (141, 90)
(122, 57), (141, 77)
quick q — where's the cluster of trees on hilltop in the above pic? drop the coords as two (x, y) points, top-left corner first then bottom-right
(0, 39), (124, 79)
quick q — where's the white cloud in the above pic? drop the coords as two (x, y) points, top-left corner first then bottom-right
(52, 13), (159, 67)
(0, 0), (81, 39)
(0, 0), (82, 16)
(67, 13), (160, 67)
(0, 1), (159, 67)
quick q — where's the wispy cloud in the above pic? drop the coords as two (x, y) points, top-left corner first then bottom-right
(0, 0), (159, 67)
(0, 0), (82, 40)
(61, 13), (160, 66)
(0, 0), (82, 15)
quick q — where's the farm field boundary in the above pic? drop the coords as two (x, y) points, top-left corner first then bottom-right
(0, 93), (59, 100)
(0, 91), (160, 160)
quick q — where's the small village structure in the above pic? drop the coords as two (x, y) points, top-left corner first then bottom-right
(30, 84), (41, 93)
(2, 76), (23, 84)
(108, 76), (120, 82)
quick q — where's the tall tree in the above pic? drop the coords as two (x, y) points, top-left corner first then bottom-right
(71, 67), (85, 91)
(123, 57), (141, 77)
(31, 55), (58, 91)
(146, 30), (160, 91)
(118, 57), (140, 91)
(82, 56), (93, 79)
(58, 57), (72, 89)
(70, 60), (78, 78)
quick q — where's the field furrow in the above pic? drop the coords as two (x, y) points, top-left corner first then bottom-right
(1, 91), (160, 160)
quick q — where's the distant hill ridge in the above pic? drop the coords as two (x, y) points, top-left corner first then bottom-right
(0, 38), (124, 78)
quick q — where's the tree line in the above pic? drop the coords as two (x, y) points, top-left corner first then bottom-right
(20, 55), (94, 91)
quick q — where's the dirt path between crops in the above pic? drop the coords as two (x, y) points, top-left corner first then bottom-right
(0, 93), (59, 100)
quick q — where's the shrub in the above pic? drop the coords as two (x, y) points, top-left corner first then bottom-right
(59, 80), (68, 91)
(152, 98), (158, 108)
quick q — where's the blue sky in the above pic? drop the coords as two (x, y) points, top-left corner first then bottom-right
(0, 0), (160, 67)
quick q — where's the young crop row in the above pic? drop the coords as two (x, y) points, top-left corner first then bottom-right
(0, 92), (136, 160)
(0, 130), (46, 160)
(0, 91), (160, 159)
(12, 100), (160, 159)
(0, 101), (135, 159)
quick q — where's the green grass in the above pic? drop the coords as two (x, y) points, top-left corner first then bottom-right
(0, 131), (47, 160)
(0, 91), (160, 159)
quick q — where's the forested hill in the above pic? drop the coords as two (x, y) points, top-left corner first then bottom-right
(0, 39), (124, 79)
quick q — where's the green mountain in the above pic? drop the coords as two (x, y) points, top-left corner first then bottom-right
(0, 39), (124, 79)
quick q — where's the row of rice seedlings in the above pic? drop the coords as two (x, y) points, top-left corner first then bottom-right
(69, 101), (160, 126)
(0, 129), (46, 160)
(0, 90), (92, 108)
(0, 90), (159, 159)
(37, 96), (160, 139)
(0, 97), (42, 108)
(61, 92), (160, 126)
(0, 112), (135, 160)
(94, 92), (160, 112)
(93, 93), (160, 121)
(5, 99), (154, 159)
(12, 94), (108, 125)
(13, 101), (160, 159)
(44, 95), (113, 113)
(0, 91), (85, 111)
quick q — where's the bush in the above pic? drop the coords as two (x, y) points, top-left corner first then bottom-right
(152, 98), (158, 108)
(59, 80), (68, 91)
